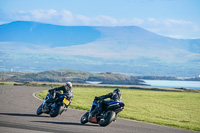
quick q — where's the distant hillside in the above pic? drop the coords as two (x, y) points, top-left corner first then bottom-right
(0, 70), (146, 85)
(0, 21), (199, 77)
(1, 21), (199, 57)
(0, 21), (101, 47)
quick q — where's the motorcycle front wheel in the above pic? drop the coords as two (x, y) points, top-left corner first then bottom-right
(36, 104), (43, 115)
(80, 112), (89, 124)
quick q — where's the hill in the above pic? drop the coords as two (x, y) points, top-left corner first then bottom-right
(0, 21), (199, 77)
(0, 70), (146, 85)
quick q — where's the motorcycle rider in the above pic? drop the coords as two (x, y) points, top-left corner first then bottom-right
(91, 88), (122, 117)
(48, 82), (74, 104)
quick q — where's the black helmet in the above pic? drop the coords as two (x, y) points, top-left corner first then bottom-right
(113, 88), (122, 102)
(113, 88), (121, 95)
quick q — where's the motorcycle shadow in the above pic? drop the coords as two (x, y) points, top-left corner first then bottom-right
(0, 113), (49, 118)
(32, 121), (98, 127)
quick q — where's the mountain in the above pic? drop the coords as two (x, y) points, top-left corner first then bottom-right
(0, 21), (200, 77)
(0, 21), (101, 47)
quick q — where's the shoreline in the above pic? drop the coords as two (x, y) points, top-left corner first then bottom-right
(0, 81), (199, 93)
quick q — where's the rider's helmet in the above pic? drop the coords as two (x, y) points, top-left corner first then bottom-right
(113, 88), (122, 101)
(65, 82), (72, 88)
(113, 88), (121, 94)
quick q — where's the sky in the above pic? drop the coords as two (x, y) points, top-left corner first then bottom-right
(0, 0), (200, 39)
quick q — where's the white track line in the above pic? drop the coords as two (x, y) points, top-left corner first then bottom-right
(32, 91), (43, 101)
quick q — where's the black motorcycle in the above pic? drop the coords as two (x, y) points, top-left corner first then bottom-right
(80, 98), (125, 126)
(36, 90), (70, 117)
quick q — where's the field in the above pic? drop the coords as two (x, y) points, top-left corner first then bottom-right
(36, 86), (200, 131)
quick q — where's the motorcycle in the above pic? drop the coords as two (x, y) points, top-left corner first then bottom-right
(36, 90), (70, 117)
(80, 98), (125, 126)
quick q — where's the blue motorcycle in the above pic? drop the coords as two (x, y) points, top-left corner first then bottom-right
(36, 90), (70, 117)
(80, 98), (125, 126)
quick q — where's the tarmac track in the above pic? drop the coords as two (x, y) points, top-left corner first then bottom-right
(0, 85), (198, 133)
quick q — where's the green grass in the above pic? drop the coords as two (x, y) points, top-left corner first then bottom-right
(36, 86), (200, 131)
(0, 81), (18, 85)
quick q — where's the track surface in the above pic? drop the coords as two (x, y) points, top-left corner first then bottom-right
(0, 85), (198, 133)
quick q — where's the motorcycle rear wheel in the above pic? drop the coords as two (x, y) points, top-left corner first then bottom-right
(99, 111), (116, 127)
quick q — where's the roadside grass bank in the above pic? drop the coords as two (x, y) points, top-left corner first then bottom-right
(36, 86), (200, 132)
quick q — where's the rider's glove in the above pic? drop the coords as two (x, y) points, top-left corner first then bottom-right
(64, 95), (69, 99)
(95, 96), (99, 100)
(48, 89), (54, 92)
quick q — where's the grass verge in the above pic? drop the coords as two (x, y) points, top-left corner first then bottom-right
(36, 86), (200, 131)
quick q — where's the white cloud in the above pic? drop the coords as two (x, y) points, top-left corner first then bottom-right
(0, 9), (199, 39)
(93, 15), (118, 26)
(75, 15), (90, 25)
(60, 10), (74, 25)
(147, 18), (156, 22)
(162, 19), (193, 29)
(0, 9), (146, 26)
(167, 34), (184, 39)
(143, 18), (200, 39)
(30, 9), (57, 20)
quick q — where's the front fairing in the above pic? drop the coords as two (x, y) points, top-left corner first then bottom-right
(43, 92), (51, 105)
(89, 99), (98, 112)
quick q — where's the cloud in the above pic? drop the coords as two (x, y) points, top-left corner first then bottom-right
(30, 9), (57, 20)
(0, 9), (145, 27)
(144, 18), (200, 39)
(0, 9), (199, 39)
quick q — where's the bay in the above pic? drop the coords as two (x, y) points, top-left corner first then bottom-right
(143, 80), (200, 90)
(86, 80), (200, 90)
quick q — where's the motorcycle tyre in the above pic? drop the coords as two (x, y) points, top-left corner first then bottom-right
(36, 104), (43, 115)
(80, 112), (89, 124)
(99, 111), (116, 127)
(50, 105), (61, 117)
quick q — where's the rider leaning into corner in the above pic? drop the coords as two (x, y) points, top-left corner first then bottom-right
(91, 88), (122, 117)
(48, 82), (74, 104)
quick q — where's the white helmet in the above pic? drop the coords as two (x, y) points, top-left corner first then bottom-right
(65, 82), (72, 88)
